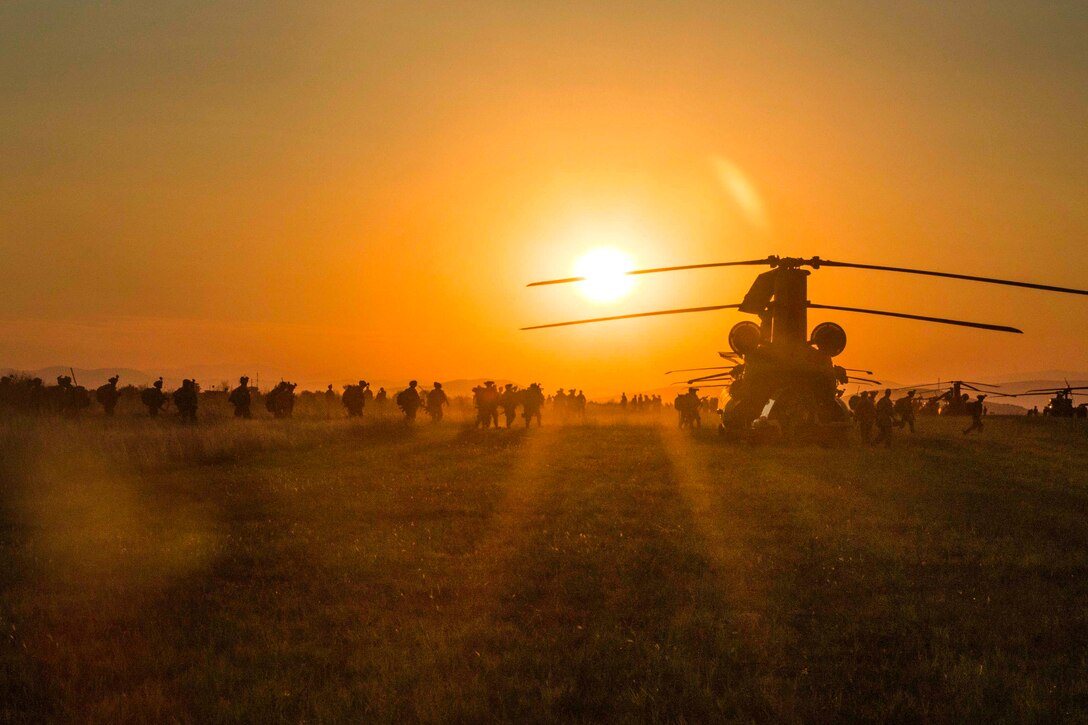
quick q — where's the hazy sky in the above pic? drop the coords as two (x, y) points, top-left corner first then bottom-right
(2, 1), (1086, 394)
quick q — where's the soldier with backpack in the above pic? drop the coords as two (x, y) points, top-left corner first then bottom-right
(396, 380), (422, 423)
(228, 376), (252, 418)
(95, 375), (121, 416)
(141, 378), (167, 417)
(426, 382), (449, 423)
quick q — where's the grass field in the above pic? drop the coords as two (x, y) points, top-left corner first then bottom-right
(2, 408), (1087, 722)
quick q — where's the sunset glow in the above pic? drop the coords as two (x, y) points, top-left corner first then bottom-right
(0, 2), (1084, 396)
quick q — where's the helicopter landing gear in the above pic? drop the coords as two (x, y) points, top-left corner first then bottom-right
(743, 389), (852, 445)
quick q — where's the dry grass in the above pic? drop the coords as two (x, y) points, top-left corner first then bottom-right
(1, 411), (1087, 722)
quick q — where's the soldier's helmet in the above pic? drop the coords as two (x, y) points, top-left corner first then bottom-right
(359, 380), (368, 387)
(434, 382), (442, 389)
(977, 394), (987, 400)
(688, 386), (697, 393)
(109, 375), (120, 385)
(907, 390), (916, 397)
(485, 381), (495, 387)
(504, 383), (513, 389)
(154, 377), (164, 389)
(240, 376), (249, 385)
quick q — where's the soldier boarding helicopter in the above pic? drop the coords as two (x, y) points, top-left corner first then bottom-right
(524, 255), (1088, 442)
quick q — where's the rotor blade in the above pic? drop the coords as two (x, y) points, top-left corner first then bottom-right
(843, 368), (875, 375)
(521, 304), (742, 330)
(686, 372), (735, 384)
(848, 377), (882, 385)
(527, 258), (772, 287)
(665, 366), (733, 374)
(1025, 386), (1088, 394)
(817, 259), (1088, 297)
(672, 382), (729, 388)
(807, 303), (1023, 334)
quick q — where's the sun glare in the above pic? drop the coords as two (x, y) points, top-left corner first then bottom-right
(574, 247), (637, 303)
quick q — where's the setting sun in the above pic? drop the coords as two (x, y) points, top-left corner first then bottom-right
(573, 248), (637, 303)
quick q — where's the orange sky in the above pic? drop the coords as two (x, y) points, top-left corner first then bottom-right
(2, 2), (1086, 395)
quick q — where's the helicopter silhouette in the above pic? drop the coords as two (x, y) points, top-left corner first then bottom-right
(1023, 385), (1088, 418)
(894, 380), (1007, 416)
(524, 255), (1088, 442)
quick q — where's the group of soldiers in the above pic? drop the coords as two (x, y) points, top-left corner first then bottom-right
(618, 392), (664, 412)
(847, 388), (987, 446)
(0, 373), (992, 443)
(469, 382), (546, 428)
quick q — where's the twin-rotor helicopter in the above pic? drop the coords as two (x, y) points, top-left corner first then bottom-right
(523, 255), (1088, 441)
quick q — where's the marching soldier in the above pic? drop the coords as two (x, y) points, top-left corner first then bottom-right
(396, 380), (422, 423)
(324, 384), (337, 418)
(141, 378), (167, 417)
(854, 390), (876, 443)
(894, 390), (917, 433)
(342, 380), (368, 417)
(963, 394), (987, 435)
(228, 376), (252, 418)
(95, 375), (122, 416)
(265, 381), (297, 419)
(426, 382), (449, 423)
(872, 389), (895, 447)
(500, 384), (519, 428)
(522, 383), (544, 427)
(174, 379), (198, 423)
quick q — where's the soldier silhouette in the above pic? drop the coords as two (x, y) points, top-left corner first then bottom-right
(620, 392), (628, 411)
(141, 377), (167, 417)
(54, 375), (90, 418)
(342, 380), (369, 417)
(174, 379), (198, 423)
(522, 383), (544, 427)
(228, 376), (252, 418)
(854, 390), (876, 443)
(266, 381), (297, 419)
(499, 384), (520, 428)
(396, 380), (422, 423)
(324, 384), (337, 418)
(574, 390), (587, 422)
(963, 394), (987, 435)
(426, 382), (449, 423)
(872, 389), (895, 447)
(894, 390), (917, 433)
(96, 375), (121, 416)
